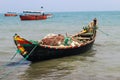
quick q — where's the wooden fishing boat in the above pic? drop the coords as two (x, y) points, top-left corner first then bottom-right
(4, 12), (17, 16)
(13, 18), (97, 62)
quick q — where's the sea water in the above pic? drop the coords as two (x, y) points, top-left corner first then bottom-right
(0, 11), (120, 80)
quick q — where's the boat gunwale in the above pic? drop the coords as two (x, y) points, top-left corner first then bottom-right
(39, 39), (95, 49)
(14, 36), (95, 50)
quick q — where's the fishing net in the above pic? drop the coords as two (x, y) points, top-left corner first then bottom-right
(41, 34), (64, 46)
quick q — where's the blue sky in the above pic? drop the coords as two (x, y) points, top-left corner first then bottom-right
(0, 0), (120, 12)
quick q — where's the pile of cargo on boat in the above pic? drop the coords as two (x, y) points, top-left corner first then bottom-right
(40, 34), (64, 46)
(39, 33), (81, 47)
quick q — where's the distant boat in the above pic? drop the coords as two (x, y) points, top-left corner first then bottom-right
(19, 11), (52, 20)
(20, 14), (47, 20)
(13, 18), (98, 62)
(4, 12), (17, 16)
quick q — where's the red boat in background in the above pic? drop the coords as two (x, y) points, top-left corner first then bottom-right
(4, 12), (17, 16)
(20, 14), (47, 20)
(19, 11), (52, 20)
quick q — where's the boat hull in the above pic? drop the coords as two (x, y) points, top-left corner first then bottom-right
(19, 40), (95, 62)
(4, 14), (17, 16)
(20, 15), (47, 20)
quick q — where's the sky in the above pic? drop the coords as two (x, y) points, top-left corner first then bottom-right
(0, 0), (120, 13)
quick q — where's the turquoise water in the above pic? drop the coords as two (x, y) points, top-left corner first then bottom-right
(0, 11), (120, 80)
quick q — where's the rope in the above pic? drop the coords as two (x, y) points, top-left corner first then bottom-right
(0, 51), (19, 71)
(10, 50), (19, 60)
(98, 28), (120, 40)
(98, 28), (109, 36)
(0, 45), (38, 80)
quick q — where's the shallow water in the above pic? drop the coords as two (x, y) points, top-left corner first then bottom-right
(0, 11), (120, 80)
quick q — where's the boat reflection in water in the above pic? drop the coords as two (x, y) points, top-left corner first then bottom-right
(18, 50), (96, 80)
